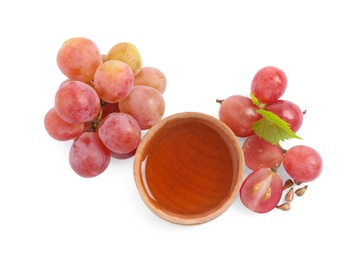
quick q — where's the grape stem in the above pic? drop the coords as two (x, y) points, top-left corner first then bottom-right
(278, 144), (287, 154)
(216, 99), (224, 104)
(271, 164), (279, 172)
(87, 101), (105, 132)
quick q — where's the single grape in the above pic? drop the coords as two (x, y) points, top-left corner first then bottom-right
(265, 100), (303, 133)
(98, 112), (141, 154)
(44, 107), (84, 141)
(242, 135), (284, 171)
(93, 60), (134, 103)
(56, 37), (103, 82)
(111, 148), (137, 160)
(101, 102), (120, 118)
(69, 132), (111, 178)
(251, 66), (287, 104)
(240, 167), (283, 213)
(283, 145), (323, 182)
(134, 66), (167, 94)
(107, 42), (142, 76)
(218, 95), (262, 137)
(55, 81), (100, 124)
(118, 85), (165, 130)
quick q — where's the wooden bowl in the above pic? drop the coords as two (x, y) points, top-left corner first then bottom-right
(133, 112), (244, 225)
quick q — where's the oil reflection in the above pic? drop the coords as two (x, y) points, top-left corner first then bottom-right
(140, 155), (156, 201)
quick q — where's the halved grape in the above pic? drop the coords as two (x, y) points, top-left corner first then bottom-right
(240, 167), (283, 213)
(251, 66), (287, 104)
(218, 95), (261, 137)
(242, 135), (284, 171)
(283, 145), (323, 182)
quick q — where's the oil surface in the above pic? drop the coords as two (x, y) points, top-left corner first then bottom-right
(140, 119), (238, 217)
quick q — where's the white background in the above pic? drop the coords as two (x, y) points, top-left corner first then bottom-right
(1, 0), (357, 259)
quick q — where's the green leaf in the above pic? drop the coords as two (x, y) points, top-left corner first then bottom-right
(250, 92), (259, 106)
(253, 109), (302, 146)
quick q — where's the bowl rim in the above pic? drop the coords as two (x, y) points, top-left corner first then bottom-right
(133, 111), (244, 225)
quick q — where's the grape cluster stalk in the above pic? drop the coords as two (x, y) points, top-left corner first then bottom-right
(217, 66), (323, 213)
(44, 37), (167, 178)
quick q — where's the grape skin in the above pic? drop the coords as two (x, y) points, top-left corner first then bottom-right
(107, 42), (142, 76)
(44, 107), (84, 141)
(93, 60), (134, 103)
(265, 100), (303, 133)
(242, 135), (284, 170)
(134, 66), (167, 94)
(218, 95), (262, 137)
(251, 66), (287, 104)
(98, 112), (141, 154)
(56, 37), (103, 82)
(101, 102), (120, 118)
(283, 145), (323, 182)
(55, 81), (100, 124)
(69, 132), (111, 178)
(118, 86), (165, 130)
(111, 148), (137, 160)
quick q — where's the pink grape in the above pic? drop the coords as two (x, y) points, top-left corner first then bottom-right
(283, 145), (323, 182)
(134, 66), (167, 94)
(107, 42), (142, 76)
(98, 112), (141, 154)
(265, 100), (303, 133)
(101, 102), (120, 118)
(118, 85), (165, 130)
(240, 167), (283, 213)
(69, 132), (111, 178)
(218, 95), (262, 137)
(55, 81), (100, 124)
(93, 60), (134, 103)
(44, 107), (84, 141)
(111, 148), (137, 160)
(242, 135), (284, 170)
(56, 37), (102, 82)
(251, 66), (287, 104)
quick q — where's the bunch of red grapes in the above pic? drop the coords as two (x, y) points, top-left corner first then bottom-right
(217, 66), (323, 213)
(44, 37), (166, 178)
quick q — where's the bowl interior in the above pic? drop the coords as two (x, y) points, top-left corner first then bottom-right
(133, 112), (244, 225)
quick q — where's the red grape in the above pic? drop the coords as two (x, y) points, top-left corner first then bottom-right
(118, 85), (165, 130)
(44, 107), (84, 141)
(98, 112), (141, 154)
(240, 167), (283, 213)
(111, 148), (137, 160)
(56, 37), (102, 82)
(242, 135), (284, 171)
(101, 102), (120, 118)
(55, 80), (100, 124)
(283, 145), (323, 182)
(134, 66), (167, 94)
(218, 95), (261, 137)
(69, 132), (111, 178)
(251, 66), (287, 104)
(265, 100), (303, 133)
(93, 60), (134, 103)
